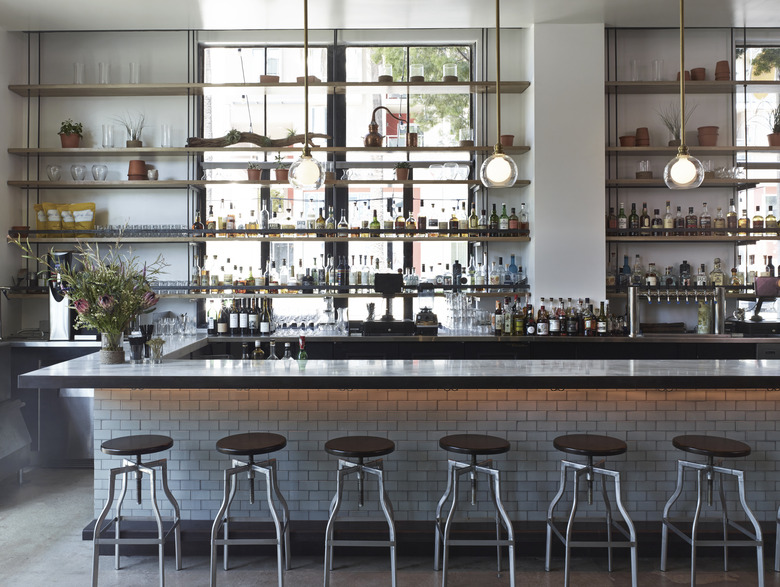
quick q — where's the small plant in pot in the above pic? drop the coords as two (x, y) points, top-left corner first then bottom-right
(113, 111), (146, 147)
(394, 161), (411, 180)
(768, 106), (780, 147)
(656, 102), (697, 146)
(59, 118), (83, 148)
(247, 161), (262, 181)
(275, 152), (290, 182)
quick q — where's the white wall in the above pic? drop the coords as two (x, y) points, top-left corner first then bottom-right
(531, 24), (606, 300)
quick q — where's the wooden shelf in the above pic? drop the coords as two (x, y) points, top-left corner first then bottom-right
(605, 80), (780, 94)
(605, 178), (764, 188)
(606, 146), (780, 156)
(11, 235), (531, 244)
(7, 178), (531, 189)
(606, 234), (776, 243)
(8, 80), (530, 98)
(8, 145), (531, 156)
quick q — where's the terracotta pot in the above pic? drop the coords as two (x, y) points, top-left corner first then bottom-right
(697, 126), (719, 134)
(295, 75), (320, 83)
(247, 168), (261, 181)
(59, 133), (80, 148)
(676, 71), (691, 81)
(499, 134), (514, 147)
(260, 75), (279, 83)
(697, 132), (719, 146)
(635, 127), (649, 138)
(377, 75), (393, 82)
(690, 67), (706, 81)
(619, 135), (636, 147)
(127, 160), (146, 175)
(395, 167), (410, 180)
(275, 168), (289, 182)
(768, 133), (780, 147)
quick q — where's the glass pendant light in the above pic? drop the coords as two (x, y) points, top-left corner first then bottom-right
(480, 0), (518, 189)
(289, 0), (323, 190)
(664, 0), (704, 190)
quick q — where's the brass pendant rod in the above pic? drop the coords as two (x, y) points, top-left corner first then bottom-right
(303, 0), (310, 156)
(678, 0), (686, 150)
(495, 0), (502, 150)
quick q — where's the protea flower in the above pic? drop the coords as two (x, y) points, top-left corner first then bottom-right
(142, 290), (159, 308)
(98, 294), (115, 310)
(73, 298), (89, 314)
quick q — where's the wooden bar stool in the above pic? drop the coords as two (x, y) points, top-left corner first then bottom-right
(209, 432), (290, 587)
(92, 434), (182, 587)
(434, 434), (515, 587)
(661, 434), (764, 587)
(323, 435), (396, 587)
(545, 434), (637, 587)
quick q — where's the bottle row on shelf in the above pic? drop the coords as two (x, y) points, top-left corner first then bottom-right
(606, 199), (778, 237)
(608, 253), (776, 291)
(492, 295), (625, 337)
(193, 254), (529, 295)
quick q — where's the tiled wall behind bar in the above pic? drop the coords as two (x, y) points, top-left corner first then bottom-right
(93, 388), (780, 523)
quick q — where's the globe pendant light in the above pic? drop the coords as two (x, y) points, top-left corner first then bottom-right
(480, 0), (518, 188)
(663, 0), (704, 190)
(289, 0), (323, 190)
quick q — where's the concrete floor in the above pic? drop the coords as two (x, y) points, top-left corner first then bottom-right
(1, 468), (779, 586)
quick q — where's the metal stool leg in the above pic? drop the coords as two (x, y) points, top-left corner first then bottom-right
(546, 459), (568, 572)
(268, 459), (292, 571)
(690, 468), (704, 587)
(441, 465), (461, 587)
(434, 460), (456, 571)
(114, 467), (130, 570)
(158, 459), (182, 571)
(145, 468), (166, 587)
(376, 467), (397, 587)
(661, 459), (686, 572)
(607, 466), (638, 587)
(563, 467), (582, 587)
(733, 468), (764, 587)
(93, 465), (125, 587)
(488, 467), (515, 587)
(717, 468), (729, 572)
(324, 464), (347, 587)
(599, 467), (614, 572)
(222, 466), (240, 571)
(210, 467), (235, 587)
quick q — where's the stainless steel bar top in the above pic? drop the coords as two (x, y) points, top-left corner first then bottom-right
(17, 350), (780, 390)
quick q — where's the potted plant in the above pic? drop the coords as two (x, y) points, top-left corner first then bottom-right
(59, 118), (83, 148)
(768, 106), (780, 147)
(394, 161), (411, 180)
(12, 239), (166, 364)
(656, 102), (697, 146)
(247, 161), (262, 181)
(113, 112), (146, 147)
(275, 152), (290, 182)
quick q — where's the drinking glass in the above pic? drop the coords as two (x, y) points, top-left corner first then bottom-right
(442, 63), (457, 81)
(160, 124), (172, 148)
(46, 165), (61, 181)
(129, 62), (140, 84)
(73, 62), (85, 84)
(102, 125), (113, 148)
(98, 61), (110, 84)
(410, 64), (424, 81)
(70, 165), (86, 181)
(92, 165), (108, 181)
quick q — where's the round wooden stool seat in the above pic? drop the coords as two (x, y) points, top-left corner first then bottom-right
(439, 434), (510, 456)
(101, 434), (174, 457)
(553, 434), (627, 458)
(325, 435), (394, 459)
(672, 434), (751, 459)
(216, 432), (287, 457)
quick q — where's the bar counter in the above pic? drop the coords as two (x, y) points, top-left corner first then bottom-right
(16, 338), (780, 542)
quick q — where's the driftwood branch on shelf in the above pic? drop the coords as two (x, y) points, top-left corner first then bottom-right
(186, 132), (331, 148)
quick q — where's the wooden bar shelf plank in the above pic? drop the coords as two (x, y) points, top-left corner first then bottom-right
(12, 235), (531, 244)
(8, 179), (531, 189)
(605, 80), (780, 94)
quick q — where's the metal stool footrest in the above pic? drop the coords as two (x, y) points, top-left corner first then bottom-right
(661, 458), (764, 587)
(210, 457), (290, 587)
(324, 457), (396, 587)
(92, 457), (182, 587)
(434, 458), (515, 587)
(545, 459), (638, 587)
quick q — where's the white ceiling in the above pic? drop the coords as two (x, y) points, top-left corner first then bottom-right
(2, 0), (780, 32)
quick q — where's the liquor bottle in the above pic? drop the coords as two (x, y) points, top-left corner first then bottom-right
(247, 298), (259, 335)
(350, 202), (361, 236)
(395, 206), (406, 232)
(738, 209), (750, 236)
(628, 203), (639, 236)
(753, 206), (764, 233)
(768, 255), (776, 277)
(458, 202), (469, 233)
(679, 260), (692, 287)
(217, 198), (227, 236)
(216, 301), (229, 336)
(336, 256), (348, 290)
(524, 303), (536, 335)
(513, 299), (525, 335)
(326, 206), (336, 236)
(489, 204), (500, 236)
(630, 254), (644, 286)
(685, 206), (698, 234)
(639, 202), (650, 234)
(468, 204), (479, 235)
(406, 208), (417, 231)
(766, 205), (778, 236)
(477, 209), (488, 234)
(209, 255), (220, 293)
(493, 300), (503, 336)
(229, 299), (241, 336)
(251, 340), (265, 360)
(503, 297), (514, 336)
(674, 206), (685, 236)
(726, 198), (738, 235)
(438, 208), (449, 235)
(619, 254), (631, 289)
(695, 263), (708, 287)
(662, 266), (677, 287)
(226, 203), (237, 236)
(606, 207), (617, 230)
(349, 255), (359, 287)
(418, 200), (427, 235)
(565, 298), (579, 336)
(617, 202), (628, 234)
(238, 298), (249, 335)
(518, 203), (529, 233)
(428, 202), (439, 236)
(713, 207), (726, 232)
(449, 208), (459, 235)
(582, 302), (595, 336)
(730, 267), (742, 287)
(206, 204), (216, 237)
(206, 299), (218, 335)
(268, 212), (281, 237)
(337, 209), (349, 234)
(297, 336), (308, 369)
(241, 342), (251, 360)
(307, 199), (318, 234)
(223, 260), (233, 294)
(663, 201), (674, 234)
(651, 208), (663, 236)
(597, 301), (608, 336)
(499, 203), (510, 231)
(644, 263), (659, 287)
(192, 209), (204, 236)
(260, 298), (271, 335)
(282, 342), (294, 365)
(536, 301), (549, 336)
(259, 200), (269, 231)
(370, 210), (381, 234)
(315, 207), (326, 232)
(709, 257), (726, 286)
(507, 254), (519, 284)
(267, 339), (279, 360)
(699, 202), (712, 236)
(548, 298), (561, 336)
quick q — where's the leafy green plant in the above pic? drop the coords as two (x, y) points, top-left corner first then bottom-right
(275, 152), (291, 169)
(247, 161), (262, 170)
(770, 106), (780, 134)
(59, 118), (83, 137)
(394, 161), (411, 169)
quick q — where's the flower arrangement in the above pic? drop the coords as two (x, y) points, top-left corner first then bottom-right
(13, 239), (167, 350)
